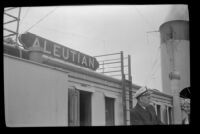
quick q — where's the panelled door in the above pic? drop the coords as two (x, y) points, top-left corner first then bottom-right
(68, 88), (80, 126)
(105, 97), (115, 126)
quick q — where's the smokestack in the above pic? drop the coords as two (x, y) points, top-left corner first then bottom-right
(159, 4), (190, 124)
(165, 4), (189, 22)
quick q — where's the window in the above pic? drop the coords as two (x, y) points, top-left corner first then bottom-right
(105, 97), (115, 126)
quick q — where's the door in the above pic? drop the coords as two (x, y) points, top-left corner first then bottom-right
(105, 97), (115, 126)
(156, 104), (161, 121)
(79, 90), (92, 126)
(68, 88), (80, 126)
(168, 107), (173, 124)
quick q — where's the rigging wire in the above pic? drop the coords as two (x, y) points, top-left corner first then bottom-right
(31, 25), (106, 49)
(19, 7), (30, 34)
(151, 58), (160, 77)
(144, 32), (161, 87)
(19, 7), (30, 26)
(133, 6), (160, 88)
(24, 7), (58, 33)
(149, 48), (160, 87)
(146, 46), (160, 85)
(134, 7), (156, 30)
(150, 46), (160, 74)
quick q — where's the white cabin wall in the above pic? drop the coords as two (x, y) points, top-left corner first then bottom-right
(4, 55), (69, 127)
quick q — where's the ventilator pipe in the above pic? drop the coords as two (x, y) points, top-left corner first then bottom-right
(28, 46), (44, 63)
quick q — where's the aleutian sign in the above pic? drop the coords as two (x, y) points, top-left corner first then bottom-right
(18, 32), (99, 70)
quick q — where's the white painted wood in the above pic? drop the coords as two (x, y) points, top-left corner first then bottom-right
(4, 55), (69, 127)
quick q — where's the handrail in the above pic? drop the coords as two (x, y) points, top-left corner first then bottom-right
(97, 66), (127, 70)
(94, 52), (120, 57)
(99, 61), (121, 65)
(98, 58), (120, 62)
(101, 70), (121, 74)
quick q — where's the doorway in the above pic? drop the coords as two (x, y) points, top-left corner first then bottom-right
(105, 97), (115, 126)
(79, 90), (92, 126)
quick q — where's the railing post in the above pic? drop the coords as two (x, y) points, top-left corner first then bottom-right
(17, 8), (22, 58)
(128, 55), (132, 110)
(121, 51), (126, 125)
(102, 61), (104, 74)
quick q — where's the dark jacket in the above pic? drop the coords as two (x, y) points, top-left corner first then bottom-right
(130, 103), (163, 125)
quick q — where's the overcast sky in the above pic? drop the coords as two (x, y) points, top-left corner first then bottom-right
(4, 5), (189, 91)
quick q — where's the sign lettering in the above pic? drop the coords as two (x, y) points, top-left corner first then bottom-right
(18, 32), (99, 70)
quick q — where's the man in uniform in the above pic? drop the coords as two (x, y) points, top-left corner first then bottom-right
(130, 87), (163, 125)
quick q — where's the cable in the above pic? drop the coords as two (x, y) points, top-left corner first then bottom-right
(151, 46), (160, 73)
(24, 7), (58, 33)
(145, 43), (161, 87)
(148, 49), (161, 87)
(20, 7), (30, 25)
(134, 7), (156, 30)
(148, 32), (161, 82)
(145, 31), (159, 85)
(150, 61), (160, 81)
(32, 25), (106, 48)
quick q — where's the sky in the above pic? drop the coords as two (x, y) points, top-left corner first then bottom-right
(4, 5), (189, 91)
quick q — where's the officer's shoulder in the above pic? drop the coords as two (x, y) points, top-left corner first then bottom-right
(148, 105), (155, 109)
(147, 105), (155, 110)
(130, 106), (138, 113)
